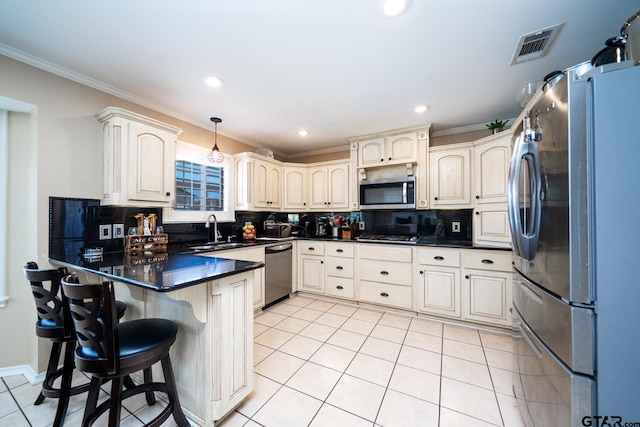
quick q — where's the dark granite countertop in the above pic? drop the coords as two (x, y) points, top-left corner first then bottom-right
(50, 252), (264, 292)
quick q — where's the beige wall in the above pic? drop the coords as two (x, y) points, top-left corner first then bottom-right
(0, 54), (262, 372)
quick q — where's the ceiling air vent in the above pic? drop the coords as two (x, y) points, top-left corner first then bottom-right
(511, 23), (563, 65)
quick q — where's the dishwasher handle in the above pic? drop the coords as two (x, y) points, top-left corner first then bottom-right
(265, 243), (293, 254)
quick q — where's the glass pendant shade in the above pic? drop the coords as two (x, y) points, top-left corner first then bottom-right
(208, 117), (224, 163)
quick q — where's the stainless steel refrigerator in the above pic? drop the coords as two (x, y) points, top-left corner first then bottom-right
(509, 62), (640, 426)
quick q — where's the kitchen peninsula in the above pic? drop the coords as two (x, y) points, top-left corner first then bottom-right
(51, 251), (265, 426)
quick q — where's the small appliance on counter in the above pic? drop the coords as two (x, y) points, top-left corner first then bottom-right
(315, 217), (329, 237)
(264, 220), (292, 238)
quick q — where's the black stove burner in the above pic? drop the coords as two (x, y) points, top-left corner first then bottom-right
(356, 233), (420, 245)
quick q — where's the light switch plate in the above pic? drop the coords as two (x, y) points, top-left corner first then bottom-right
(452, 221), (461, 233)
(99, 224), (112, 240)
(113, 224), (124, 238)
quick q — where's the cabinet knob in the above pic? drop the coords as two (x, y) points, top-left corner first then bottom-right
(419, 270), (424, 275)
(475, 195), (480, 199)
(465, 275), (470, 279)
(388, 157), (392, 161)
(434, 197), (438, 201)
(380, 271), (389, 275)
(336, 285), (344, 290)
(320, 261), (324, 264)
(327, 202), (331, 205)
(380, 292), (389, 297)
(165, 192), (171, 196)
(475, 211), (480, 215)
(380, 158), (384, 162)
(303, 202), (306, 206)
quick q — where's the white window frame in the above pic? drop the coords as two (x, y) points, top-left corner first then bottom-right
(163, 140), (235, 223)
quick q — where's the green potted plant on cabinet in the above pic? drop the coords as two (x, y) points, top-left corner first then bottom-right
(486, 119), (509, 134)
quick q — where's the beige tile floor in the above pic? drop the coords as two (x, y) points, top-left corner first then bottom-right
(0, 295), (525, 426)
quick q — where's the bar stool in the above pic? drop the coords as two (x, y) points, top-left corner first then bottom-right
(61, 274), (190, 427)
(24, 262), (128, 427)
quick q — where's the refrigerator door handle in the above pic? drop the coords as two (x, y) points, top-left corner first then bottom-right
(508, 132), (542, 261)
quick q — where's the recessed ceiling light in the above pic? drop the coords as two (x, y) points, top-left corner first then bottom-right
(382, 0), (410, 17)
(414, 105), (431, 113)
(298, 130), (309, 137)
(204, 76), (224, 88)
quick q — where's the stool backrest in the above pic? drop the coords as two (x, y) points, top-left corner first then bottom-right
(61, 274), (119, 375)
(24, 262), (72, 338)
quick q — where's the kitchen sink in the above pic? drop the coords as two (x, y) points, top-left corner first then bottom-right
(189, 242), (247, 251)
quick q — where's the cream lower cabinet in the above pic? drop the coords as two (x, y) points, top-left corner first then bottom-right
(298, 242), (325, 294)
(461, 250), (512, 327)
(324, 242), (355, 300)
(199, 247), (266, 312)
(415, 247), (461, 319)
(113, 270), (255, 426)
(358, 244), (413, 310)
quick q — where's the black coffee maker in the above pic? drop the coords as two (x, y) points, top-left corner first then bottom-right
(315, 217), (329, 237)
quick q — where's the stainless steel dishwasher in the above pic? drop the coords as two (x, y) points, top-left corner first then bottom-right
(264, 243), (292, 308)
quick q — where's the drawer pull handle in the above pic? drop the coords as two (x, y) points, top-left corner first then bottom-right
(380, 271), (389, 275)
(336, 266), (343, 270)
(380, 292), (389, 297)
(336, 285), (344, 290)
(481, 259), (494, 264)
(308, 247), (315, 251)
(336, 249), (344, 253)
(434, 256), (444, 261)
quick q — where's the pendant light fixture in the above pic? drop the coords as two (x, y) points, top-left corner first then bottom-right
(207, 117), (224, 163)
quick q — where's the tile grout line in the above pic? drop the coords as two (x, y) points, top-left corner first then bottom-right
(2, 377), (33, 427)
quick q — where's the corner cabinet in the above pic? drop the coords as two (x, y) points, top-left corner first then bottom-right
(235, 153), (282, 211)
(473, 132), (512, 248)
(429, 143), (473, 208)
(96, 107), (182, 207)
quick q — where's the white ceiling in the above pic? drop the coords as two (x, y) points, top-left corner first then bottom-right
(0, 1), (636, 157)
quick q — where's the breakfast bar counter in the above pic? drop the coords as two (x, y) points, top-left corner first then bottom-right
(51, 252), (264, 426)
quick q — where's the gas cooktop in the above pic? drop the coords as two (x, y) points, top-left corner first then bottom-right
(356, 233), (421, 245)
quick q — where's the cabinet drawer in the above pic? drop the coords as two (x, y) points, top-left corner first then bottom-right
(325, 256), (354, 278)
(360, 281), (412, 310)
(416, 247), (461, 267)
(299, 242), (325, 256)
(324, 242), (354, 258)
(359, 259), (412, 286)
(358, 244), (412, 262)
(462, 250), (511, 272)
(325, 277), (355, 299)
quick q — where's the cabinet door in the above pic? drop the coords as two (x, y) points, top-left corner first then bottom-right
(327, 164), (349, 209)
(474, 137), (510, 204)
(386, 132), (417, 165)
(253, 160), (281, 209)
(462, 269), (511, 327)
(299, 256), (324, 293)
(417, 266), (461, 318)
(127, 121), (175, 204)
(283, 166), (307, 210)
(430, 147), (472, 207)
(307, 166), (328, 210)
(358, 138), (385, 167)
(473, 204), (511, 247)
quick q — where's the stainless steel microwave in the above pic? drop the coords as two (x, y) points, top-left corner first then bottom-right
(359, 177), (415, 210)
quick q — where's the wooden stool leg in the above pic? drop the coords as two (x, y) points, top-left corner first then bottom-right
(160, 355), (190, 427)
(51, 341), (75, 427)
(143, 367), (155, 406)
(108, 376), (124, 427)
(35, 341), (63, 405)
(82, 376), (102, 427)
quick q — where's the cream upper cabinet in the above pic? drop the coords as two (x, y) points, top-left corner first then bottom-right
(429, 143), (473, 208)
(235, 153), (282, 211)
(283, 165), (307, 211)
(473, 132), (512, 248)
(307, 161), (349, 211)
(473, 133), (511, 204)
(356, 131), (420, 168)
(96, 107), (181, 207)
(253, 158), (282, 209)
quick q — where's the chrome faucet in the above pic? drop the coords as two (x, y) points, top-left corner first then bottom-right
(204, 214), (221, 243)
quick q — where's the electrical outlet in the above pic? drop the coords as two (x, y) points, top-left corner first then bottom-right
(113, 224), (125, 238)
(359, 221), (365, 230)
(99, 224), (112, 240)
(452, 221), (461, 233)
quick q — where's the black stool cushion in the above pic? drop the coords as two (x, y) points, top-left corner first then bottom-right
(78, 319), (177, 360)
